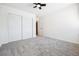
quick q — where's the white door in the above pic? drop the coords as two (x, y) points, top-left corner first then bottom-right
(23, 16), (33, 39)
(0, 7), (8, 44)
(8, 13), (22, 42)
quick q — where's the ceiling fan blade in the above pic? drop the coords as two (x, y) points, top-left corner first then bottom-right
(33, 6), (37, 8)
(39, 7), (42, 10)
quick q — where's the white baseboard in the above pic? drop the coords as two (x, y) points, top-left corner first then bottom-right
(44, 35), (79, 44)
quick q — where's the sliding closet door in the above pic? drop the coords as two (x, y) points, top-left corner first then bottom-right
(0, 8), (8, 44)
(8, 13), (21, 42)
(23, 16), (33, 39)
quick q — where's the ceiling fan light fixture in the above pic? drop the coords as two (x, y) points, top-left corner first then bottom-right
(33, 3), (46, 10)
(37, 4), (40, 7)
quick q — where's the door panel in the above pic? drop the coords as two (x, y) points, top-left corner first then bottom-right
(23, 16), (32, 39)
(8, 13), (21, 42)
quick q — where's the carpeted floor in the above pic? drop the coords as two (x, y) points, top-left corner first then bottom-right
(0, 36), (79, 56)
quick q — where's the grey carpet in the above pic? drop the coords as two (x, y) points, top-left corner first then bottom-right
(0, 36), (79, 56)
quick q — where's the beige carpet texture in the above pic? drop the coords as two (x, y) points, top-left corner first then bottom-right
(0, 37), (79, 56)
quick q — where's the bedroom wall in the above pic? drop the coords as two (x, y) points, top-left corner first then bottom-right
(40, 4), (79, 44)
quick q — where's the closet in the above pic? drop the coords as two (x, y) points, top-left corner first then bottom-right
(0, 6), (36, 46)
(8, 13), (22, 42)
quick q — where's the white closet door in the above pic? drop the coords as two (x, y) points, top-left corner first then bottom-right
(8, 13), (21, 42)
(0, 8), (8, 44)
(23, 16), (33, 39)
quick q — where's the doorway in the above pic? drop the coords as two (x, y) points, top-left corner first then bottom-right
(36, 21), (38, 36)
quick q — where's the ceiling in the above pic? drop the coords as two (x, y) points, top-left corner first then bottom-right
(0, 3), (74, 16)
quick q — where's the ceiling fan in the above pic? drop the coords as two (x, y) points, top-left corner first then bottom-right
(33, 3), (46, 10)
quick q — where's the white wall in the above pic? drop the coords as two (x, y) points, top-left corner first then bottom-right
(40, 4), (79, 44)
